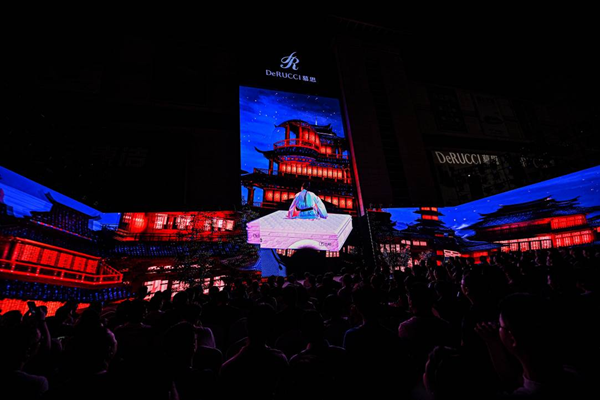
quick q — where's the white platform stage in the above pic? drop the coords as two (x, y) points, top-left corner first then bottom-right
(247, 211), (353, 251)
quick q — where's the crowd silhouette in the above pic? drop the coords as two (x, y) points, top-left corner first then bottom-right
(1, 246), (598, 399)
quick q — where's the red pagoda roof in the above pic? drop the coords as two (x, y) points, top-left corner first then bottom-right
(277, 120), (338, 137)
(413, 209), (445, 217)
(466, 197), (600, 229)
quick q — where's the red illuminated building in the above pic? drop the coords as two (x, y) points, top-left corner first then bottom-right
(242, 120), (355, 214)
(374, 207), (500, 266)
(466, 197), (600, 252)
(0, 188), (127, 314)
(0, 237), (120, 288)
(0, 202), (122, 289)
(116, 211), (237, 241)
(0, 166), (258, 312)
(110, 211), (258, 295)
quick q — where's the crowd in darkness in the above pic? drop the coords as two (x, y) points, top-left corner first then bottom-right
(1, 246), (598, 399)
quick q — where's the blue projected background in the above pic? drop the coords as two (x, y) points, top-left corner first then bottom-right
(0, 166), (120, 230)
(385, 165), (600, 237)
(239, 86), (346, 204)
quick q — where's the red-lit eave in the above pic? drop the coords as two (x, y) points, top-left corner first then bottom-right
(274, 138), (320, 151)
(0, 269), (121, 289)
(481, 218), (550, 231)
(3, 237), (103, 260)
(477, 215), (590, 238)
(118, 211), (239, 239)
(273, 139), (349, 161)
(0, 236), (123, 289)
(114, 228), (243, 242)
(479, 214), (588, 231)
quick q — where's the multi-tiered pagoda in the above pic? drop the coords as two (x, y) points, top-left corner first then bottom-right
(242, 119), (355, 215)
(466, 197), (600, 252)
(374, 207), (500, 266)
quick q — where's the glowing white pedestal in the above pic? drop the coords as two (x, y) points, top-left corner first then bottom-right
(247, 211), (352, 251)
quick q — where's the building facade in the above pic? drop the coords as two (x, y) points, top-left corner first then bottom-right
(242, 119), (355, 214)
(466, 197), (599, 252)
(0, 167), (129, 315)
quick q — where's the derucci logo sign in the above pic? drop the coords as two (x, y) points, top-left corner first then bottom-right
(433, 151), (554, 169)
(434, 151), (499, 165)
(280, 52), (300, 70)
(265, 52), (317, 83)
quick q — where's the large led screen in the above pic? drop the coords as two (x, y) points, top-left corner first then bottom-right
(240, 86), (355, 251)
(382, 165), (600, 257)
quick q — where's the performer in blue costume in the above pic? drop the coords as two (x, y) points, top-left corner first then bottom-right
(287, 181), (328, 219)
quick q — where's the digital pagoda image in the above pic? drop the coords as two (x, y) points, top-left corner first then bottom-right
(376, 206), (500, 266)
(0, 166), (130, 315)
(465, 197), (600, 252)
(242, 119), (355, 216)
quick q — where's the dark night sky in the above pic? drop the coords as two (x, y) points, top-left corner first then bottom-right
(6, 15), (599, 105)
(2, 16), (599, 211)
(333, 13), (599, 103)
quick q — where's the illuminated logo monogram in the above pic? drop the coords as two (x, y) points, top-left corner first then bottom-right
(280, 52), (300, 70)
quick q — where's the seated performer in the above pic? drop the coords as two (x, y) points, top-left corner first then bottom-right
(287, 181), (328, 219)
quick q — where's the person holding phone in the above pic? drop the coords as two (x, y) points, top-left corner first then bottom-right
(0, 308), (50, 397)
(27, 301), (37, 316)
(23, 301), (51, 359)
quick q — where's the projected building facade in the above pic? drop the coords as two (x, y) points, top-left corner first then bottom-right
(242, 119), (355, 215)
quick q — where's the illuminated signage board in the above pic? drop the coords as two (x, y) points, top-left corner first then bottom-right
(433, 151), (498, 165)
(265, 51), (318, 83)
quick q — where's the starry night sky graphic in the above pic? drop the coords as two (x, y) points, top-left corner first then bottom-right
(240, 86), (346, 203)
(385, 165), (600, 238)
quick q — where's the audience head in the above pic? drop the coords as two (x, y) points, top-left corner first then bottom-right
(127, 300), (147, 323)
(135, 285), (149, 301)
(216, 290), (230, 305)
(342, 273), (353, 287)
(148, 293), (164, 312)
(576, 267), (599, 292)
(322, 294), (344, 320)
(407, 282), (434, 315)
(460, 271), (487, 303)
(424, 346), (480, 400)
(74, 308), (102, 333)
(301, 310), (325, 344)
(208, 286), (220, 301)
(181, 303), (202, 325)
(352, 286), (379, 321)
(54, 305), (74, 324)
(247, 304), (276, 345)
(276, 276), (285, 287)
(498, 293), (551, 358)
(172, 291), (189, 309)
(68, 325), (117, 374)
(547, 265), (577, 293)
(0, 324), (41, 370)
(260, 282), (272, 296)
(163, 322), (197, 366)
(282, 285), (298, 308)
(0, 310), (23, 328)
